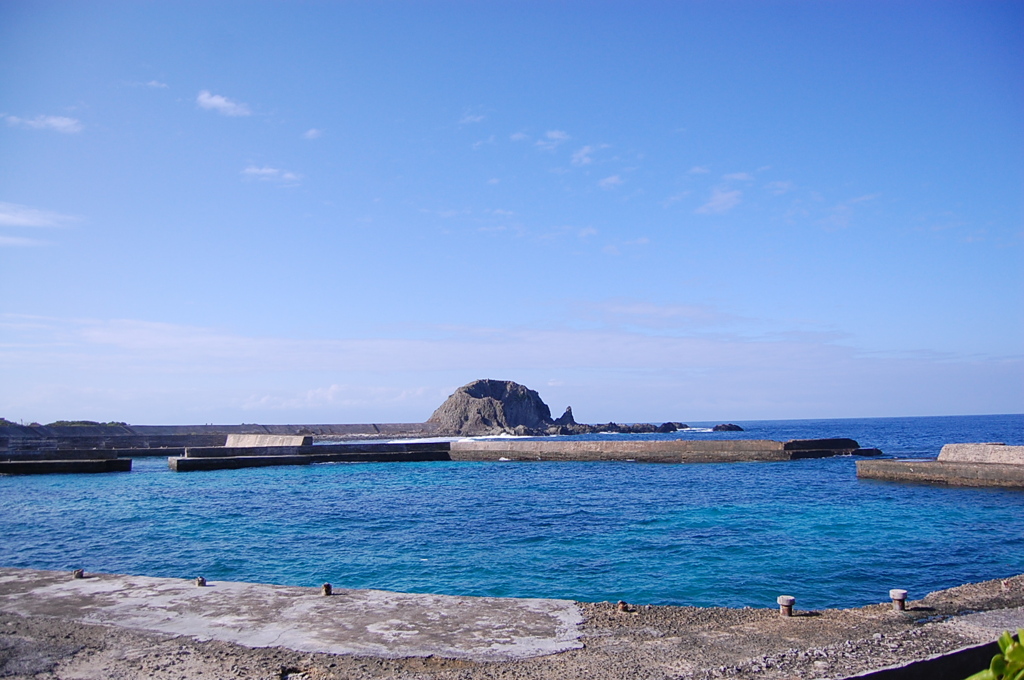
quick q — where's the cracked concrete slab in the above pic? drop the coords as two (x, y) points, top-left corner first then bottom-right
(0, 568), (582, 661)
(951, 606), (1024, 640)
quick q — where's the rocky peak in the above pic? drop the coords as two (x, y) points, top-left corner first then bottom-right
(428, 379), (553, 436)
(553, 406), (576, 427)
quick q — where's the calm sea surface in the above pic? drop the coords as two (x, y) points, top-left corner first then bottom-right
(1, 414), (1021, 610)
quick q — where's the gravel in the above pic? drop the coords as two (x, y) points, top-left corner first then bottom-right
(1, 574), (1022, 680)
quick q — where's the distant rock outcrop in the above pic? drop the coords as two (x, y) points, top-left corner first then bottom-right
(428, 380), (553, 436)
(428, 379), (695, 437)
(713, 423), (744, 432)
(553, 406), (576, 427)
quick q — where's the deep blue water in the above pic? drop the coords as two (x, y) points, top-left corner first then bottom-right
(1, 414), (1021, 610)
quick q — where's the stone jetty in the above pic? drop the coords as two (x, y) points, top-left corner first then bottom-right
(0, 448), (131, 475)
(168, 439), (452, 471)
(857, 442), (1024, 488)
(449, 437), (875, 463)
(167, 436), (876, 471)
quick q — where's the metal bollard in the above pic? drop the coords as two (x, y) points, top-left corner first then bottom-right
(195, 576), (206, 587)
(321, 583), (332, 596)
(777, 595), (795, 617)
(889, 589), (907, 611)
(71, 569), (84, 579)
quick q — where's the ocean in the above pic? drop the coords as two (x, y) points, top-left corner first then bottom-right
(1, 414), (1021, 610)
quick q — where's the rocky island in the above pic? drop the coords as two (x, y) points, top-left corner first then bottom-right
(428, 378), (689, 436)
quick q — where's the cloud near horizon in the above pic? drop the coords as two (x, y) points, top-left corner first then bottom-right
(0, 235), (47, 247)
(0, 202), (77, 228)
(0, 314), (1018, 424)
(196, 90), (251, 116)
(241, 165), (301, 183)
(4, 114), (83, 133)
(536, 130), (569, 151)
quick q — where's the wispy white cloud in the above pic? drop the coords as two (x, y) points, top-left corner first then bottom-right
(0, 235), (47, 247)
(472, 135), (495, 149)
(487, 178), (500, 185)
(688, 166), (710, 175)
(848, 193), (882, 204)
(510, 132), (529, 142)
(723, 172), (754, 181)
(593, 300), (733, 327)
(695, 188), (742, 214)
(459, 112), (485, 124)
(303, 128), (322, 140)
(241, 165), (301, 183)
(147, 80), (169, 89)
(536, 130), (569, 151)
(598, 175), (623, 190)
(1, 314), (1019, 422)
(421, 207), (471, 219)
(196, 90), (251, 117)
(4, 114), (83, 133)
(662, 191), (690, 207)
(819, 193), (881, 230)
(765, 181), (794, 195)
(0, 202), (77, 228)
(572, 145), (595, 166)
(243, 384), (432, 412)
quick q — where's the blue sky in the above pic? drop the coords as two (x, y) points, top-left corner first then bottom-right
(1, 1), (1021, 425)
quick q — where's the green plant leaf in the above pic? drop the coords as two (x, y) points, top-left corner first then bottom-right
(1001, 632), (1014, 654)
(966, 669), (997, 680)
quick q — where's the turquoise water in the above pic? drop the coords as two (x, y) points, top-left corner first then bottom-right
(1, 414), (1022, 609)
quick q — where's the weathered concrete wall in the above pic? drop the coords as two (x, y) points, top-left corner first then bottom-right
(134, 423), (441, 437)
(1, 449), (121, 462)
(0, 458), (131, 474)
(184, 442), (451, 459)
(447, 439), (866, 463)
(171, 442), (453, 471)
(2, 422), (442, 452)
(784, 438), (859, 452)
(224, 434), (312, 447)
(938, 443), (1024, 465)
(856, 459), (1024, 488)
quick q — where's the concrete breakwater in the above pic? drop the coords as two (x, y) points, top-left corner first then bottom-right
(0, 422), (441, 453)
(0, 448), (132, 475)
(448, 437), (872, 463)
(857, 443), (1024, 488)
(167, 437), (875, 472)
(169, 441), (452, 471)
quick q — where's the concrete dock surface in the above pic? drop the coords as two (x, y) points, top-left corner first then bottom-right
(0, 568), (582, 662)
(2, 568), (1023, 679)
(857, 443), (1024, 488)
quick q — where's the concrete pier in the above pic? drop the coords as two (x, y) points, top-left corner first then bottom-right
(0, 422), (443, 455)
(0, 449), (132, 474)
(449, 437), (870, 463)
(168, 442), (453, 471)
(857, 443), (1024, 488)
(0, 568), (583, 662)
(167, 438), (874, 471)
(168, 438), (876, 471)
